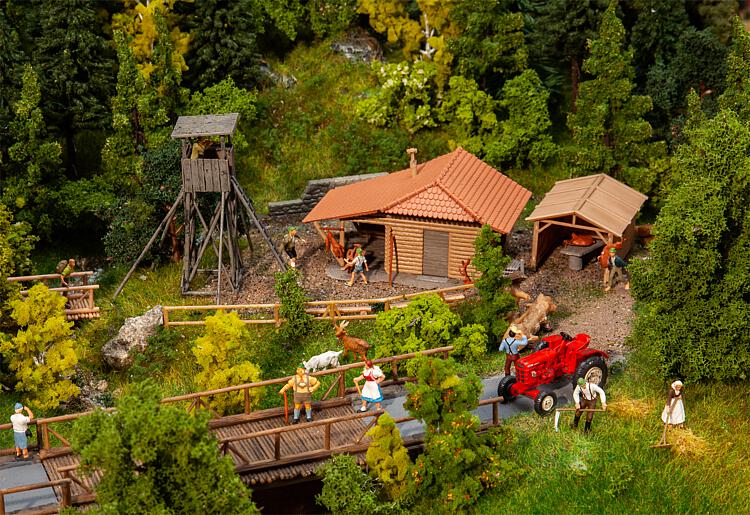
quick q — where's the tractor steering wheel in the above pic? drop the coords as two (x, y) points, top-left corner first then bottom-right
(560, 331), (573, 342)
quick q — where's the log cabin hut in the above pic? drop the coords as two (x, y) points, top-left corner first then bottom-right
(525, 174), (648, 270)
(302, 148), (531, 281)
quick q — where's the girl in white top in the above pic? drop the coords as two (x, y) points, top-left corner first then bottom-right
(354, 360), (384, 412)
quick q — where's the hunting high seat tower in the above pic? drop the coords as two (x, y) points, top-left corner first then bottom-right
(114, 113), (286, 302)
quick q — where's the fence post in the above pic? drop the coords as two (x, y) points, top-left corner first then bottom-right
(324, 423), (331, 450)
(244, 388), (251, 415)
(274, 433), (281, 460)
(61, 480), (71, 507)
(492, 401), (499, 426)
(337, 371), (345, 397)
(162, 308), (170, 328)
(384, 301), (390, 311)
(42, 422), (50, 451)
(0, 492), (5, 514)
(390, 361), (398, 380)
(88, 287), (94, 310)
(273, 305), (281, 327)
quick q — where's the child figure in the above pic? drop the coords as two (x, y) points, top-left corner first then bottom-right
(354, 360), (384, 412)
(346, 247), (368, 286)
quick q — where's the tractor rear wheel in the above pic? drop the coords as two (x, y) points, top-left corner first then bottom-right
(534, 390), (557, 416)
(497, 375), (517, 402)
(573, 356), (608, 388)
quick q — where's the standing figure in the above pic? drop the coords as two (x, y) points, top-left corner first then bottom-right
(55, 258), (76, 288)
(283, 227), (305, 268)
(604, 247), (630, 292)
(11, 403), (34, 460)
(499, 325), (534, 376)
(572, 377), (607, 434)
(354, 360), (385, 412)
(661, 380), (685, 428)
(346, 247), (368, 286)
(279, 364), (320, 424)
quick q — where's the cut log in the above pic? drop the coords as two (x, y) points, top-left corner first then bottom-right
(504, 293), (557, 339)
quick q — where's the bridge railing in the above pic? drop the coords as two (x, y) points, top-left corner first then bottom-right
(161, 283), (475, 327)
(0, 347), (454, 457)
(161, 345), (454, 416)
(0, 478), (72, 514)
(220, 396), (506, 474)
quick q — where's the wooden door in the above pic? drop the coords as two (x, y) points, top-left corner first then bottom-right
(422, 230), (449, 276)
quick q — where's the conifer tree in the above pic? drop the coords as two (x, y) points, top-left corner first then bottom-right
(185, 0), (262, 90)
(33, 0), (115, 173)
(0, 6), (24, 159)
(718, 17), (750, 123)
(630, 98), (750, 382)
(565, 0), (665, 192)
(0, 284), (79, 409)
(4, 65), (63, 238)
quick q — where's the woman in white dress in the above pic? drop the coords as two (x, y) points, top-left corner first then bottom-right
(661, 380), (685, 428)
(354, 360), (384, 412)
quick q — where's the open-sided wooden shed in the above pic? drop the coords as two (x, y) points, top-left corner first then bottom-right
(303, 148), (531, 280)
(526, 174), (647, 270)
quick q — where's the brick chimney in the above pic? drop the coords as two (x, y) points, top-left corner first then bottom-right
(407, 148), (418, 177)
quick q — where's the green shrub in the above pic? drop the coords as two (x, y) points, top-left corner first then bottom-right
(0, 203), (36, 327)
(316, 454), (398, 515)
(450, 323), (488, 364)
(0, 284), (79, 409)
(129, 327), (183, 383)
(375, 294), (461, 375)
(365, 413), (412, 501)
(193, 311), (262, 414)
(275, 268), (312, 345)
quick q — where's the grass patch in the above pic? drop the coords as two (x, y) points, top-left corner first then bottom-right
(476, 348), (750, 513)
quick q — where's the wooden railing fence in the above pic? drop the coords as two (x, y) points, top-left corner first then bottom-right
(0, 478), (72, 515)
(7, 272), (100, 321)
(161, 283), (475, 328)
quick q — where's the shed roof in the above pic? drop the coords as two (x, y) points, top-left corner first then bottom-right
(171, 113), (240, 139)
(303, 148), (531, 233)
(525, 174), (647, 237)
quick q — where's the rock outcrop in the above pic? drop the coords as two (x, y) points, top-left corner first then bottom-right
(102, 305), (163, 369)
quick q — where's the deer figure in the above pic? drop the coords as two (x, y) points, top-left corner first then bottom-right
(334, 321), (370, 362)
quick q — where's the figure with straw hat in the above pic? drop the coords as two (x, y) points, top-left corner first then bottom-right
(662, 381), (685, 428)
(499, 325), (537, 376)
(279, 364), (320, 424)
(572, 377), (607, 434)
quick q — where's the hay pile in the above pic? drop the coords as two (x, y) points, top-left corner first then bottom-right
(668, 428), (710, 458)
(607, 398), (653, 419)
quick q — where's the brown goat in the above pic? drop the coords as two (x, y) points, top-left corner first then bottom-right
(334, 320), (370, 362)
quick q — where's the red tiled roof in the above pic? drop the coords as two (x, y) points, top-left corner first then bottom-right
(303, 148), (531, 233)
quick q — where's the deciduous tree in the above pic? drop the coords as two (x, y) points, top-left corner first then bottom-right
(437, 75), (497, 154)
(0, 284), (79, 409)
(0, 203), (36, 327)
(365, 412), (412, 500)
(71, 381), (259, 514)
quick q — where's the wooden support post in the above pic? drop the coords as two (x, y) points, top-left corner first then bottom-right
(216, 191), (226, 305)
(244, 388), (251, 415)
(391, 361), (398, 380)
(61, 480), (71, 507)
(339, 221), (345, 250)
(42, 423), (50, 451)
(530, 221), (539, 271)
(0, 493), (5, 514)
(163, 308), (170, 328)
(338, 371), (345, 397)
(274, 433), (281, 460)
(273, 305), (281, 327)
(324, 423), (331, 450)
(313, 221), (327, 244)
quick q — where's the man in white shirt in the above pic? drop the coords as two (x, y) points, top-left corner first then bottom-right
(572, 377), (606, 434)
(10, 403), (34, 460)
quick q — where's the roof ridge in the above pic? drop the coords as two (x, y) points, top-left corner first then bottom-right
(436, 181), (481, 223)
(572, 174), (605, 213)
(437, 147), (465, 182)
(381, 150), (458, 210)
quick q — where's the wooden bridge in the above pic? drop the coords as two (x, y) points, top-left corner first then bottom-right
(6, 272), (100, 322)
(161, 283), (476, 328)
(0, 346), (504, 513)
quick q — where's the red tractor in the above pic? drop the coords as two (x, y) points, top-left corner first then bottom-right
(497, 332), (608, 416)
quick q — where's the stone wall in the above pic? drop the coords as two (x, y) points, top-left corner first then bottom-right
(267, 172), (388, 218)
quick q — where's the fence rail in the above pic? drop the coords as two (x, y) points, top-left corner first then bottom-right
(162, 283), (476, 328)
(0, 478), (72, 514)
(7, 272), (100, 321)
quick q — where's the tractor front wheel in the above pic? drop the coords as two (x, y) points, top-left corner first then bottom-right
(573, 356), (609, 388)
(497, 375), (517, 403)
(534, 390), (557, 416)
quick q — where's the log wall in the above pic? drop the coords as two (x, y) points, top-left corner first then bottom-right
(362, 217), (482, 279)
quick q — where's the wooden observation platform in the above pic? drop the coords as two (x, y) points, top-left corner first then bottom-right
(6, 272), (100, 321)
(114, 113), (286, 303)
